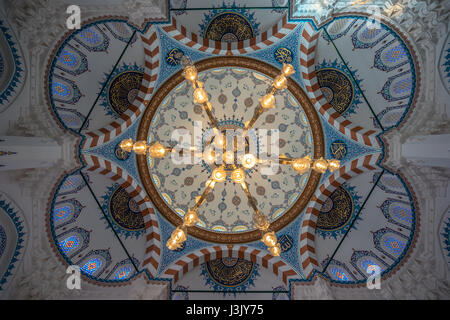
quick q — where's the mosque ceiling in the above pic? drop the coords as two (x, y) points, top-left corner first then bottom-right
(0, 0), (435, 299)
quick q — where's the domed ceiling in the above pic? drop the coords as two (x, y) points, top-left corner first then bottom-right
(40, 0), (421, 298)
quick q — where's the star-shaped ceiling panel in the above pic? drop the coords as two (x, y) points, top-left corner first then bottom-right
(44, 4), (419, 295)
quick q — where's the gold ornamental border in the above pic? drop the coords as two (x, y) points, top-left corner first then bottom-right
(137, 56), (325, 244)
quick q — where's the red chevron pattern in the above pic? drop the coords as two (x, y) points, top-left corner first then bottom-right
(82, 26), (160, 150)
(81, 153), (161, 276)
(300, 22), (380, 149)
(161, 15), (298, 55)
(163, 245), (299, 285)
(299, 153), (381, 279)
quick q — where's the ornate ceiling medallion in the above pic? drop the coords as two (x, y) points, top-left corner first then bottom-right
(136, 56), (325, 245)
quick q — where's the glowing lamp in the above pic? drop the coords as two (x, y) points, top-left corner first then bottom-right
(133, 140), (147, 155)
(242, 153), (257, 169)
(312, 157), (328, 173)
(291, 155), (312, 174)
(203, 148), (215, 164)
(148, 141), (167, 158)
(172, 226), (186, 242)
(183, 210), (198, 227)
(231, 168), (245, 184)
(282, 63), (295, 77)
(268, 243), (281, 256)
(119, 139), (134, 152)
(273, 75), (287, 90)
(327, 159), (340, 172)
(223, 151), (234, 164)
(166, 238), (182, 250)
(260, 94), (275, 109)
(193, 88), (208, 104)
(262, 231), (278, 247)
(212, 167), (226, 183)
(184, 65), (197, 82)
(214, 134), (225, 148)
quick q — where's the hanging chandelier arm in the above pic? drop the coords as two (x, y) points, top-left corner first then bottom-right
(201, 101), (220, 129)
(240, 181), (259, 214)
(191, 178), (216, 212)
(243, 105), (264, 134)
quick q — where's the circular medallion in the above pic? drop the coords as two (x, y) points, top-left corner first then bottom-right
(330, 140), (347, 160)
(137, 56), (324, 243)
(317, 186), (353, 231)
(107, 71), (143, 115)
(166, 48), (184, 66)
(205, 258), (254, 287)
(115, 143), (130, 161)
(205, 12), (254, 42)
(316, 68), (354, 114)
(109, 186), (145, 231)
(274, 47), (293, 64)
(278, 234), (293, 252)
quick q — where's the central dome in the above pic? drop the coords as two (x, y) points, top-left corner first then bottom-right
(137, 56), (324, 243)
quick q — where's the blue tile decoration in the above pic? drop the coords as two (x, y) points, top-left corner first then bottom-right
(0, 18), (25, 111)
(82, 117), (141, 184)
(0, 195), (26, 290)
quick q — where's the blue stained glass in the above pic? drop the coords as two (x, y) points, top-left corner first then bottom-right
(383, 45), (406, 64)
(330, 267), (349, 281)
(80, 29), (100, 44)
(114, 266), (132, 280)
(52, 81), (70, 97)
(58, 49), (77, 67)
(384, 236), (405, 255)
(61, 176), (80, 191)
(59, 235), (80, 254)
(360, 259), (378, 273)
(54, 205), (73, 222)
(392, 78), (412, 95)
(392, 205), (412, 223)
(81, 258), (102, 275)
(361, 27), (382, 41)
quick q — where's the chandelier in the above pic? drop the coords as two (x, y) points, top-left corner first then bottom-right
(120, 56), (340, 256)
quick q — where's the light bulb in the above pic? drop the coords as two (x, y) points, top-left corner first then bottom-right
(193, 88), (208, 104)
(184, 65), (197, 82)
(268, 243), (281, 256)
(262, 231), (277, 247)
(212, 167), (226, 183)
(223, 151), (234, 164)
(166, 238), (180, 250)
(133, 141), (147, 155)
(172, 226), (186, 242)
(242, 153), (257, 169)
(312, 157), (328, 173)
(231, 168), (245, 184)
(183, 210), (198, 227)
(291, 155), (311, 174)
(260, 93), (275, 109)
(273, 75), (287, 90)
(282, 63), (295, 77)
(203, 147), (215, 164)
(119, 139), (134, 152)
(327, 159), (340, 172)
(214, 134), (225, 148)
(148, 141), (166, 158)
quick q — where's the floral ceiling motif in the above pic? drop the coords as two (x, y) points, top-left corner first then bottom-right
(41, 9), (422, 296)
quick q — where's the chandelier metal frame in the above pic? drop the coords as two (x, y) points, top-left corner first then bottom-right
(123, 56), (340, 256)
